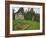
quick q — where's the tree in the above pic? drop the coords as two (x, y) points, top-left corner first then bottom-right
(18, 7), (24, 15)
(24, 8), (35, 20)
(24, 8), (32, 20)
(30, 8), (35, 21)
(13, 9), (15, 20)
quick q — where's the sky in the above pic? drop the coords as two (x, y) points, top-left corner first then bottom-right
(13, 7), (40, 14)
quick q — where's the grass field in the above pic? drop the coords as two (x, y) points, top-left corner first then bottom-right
(13, 19), (40, 31)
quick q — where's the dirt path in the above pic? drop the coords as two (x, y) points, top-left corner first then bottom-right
(22, 24), (30, 30)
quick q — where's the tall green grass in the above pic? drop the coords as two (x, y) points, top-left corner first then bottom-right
(13, 19), (40, 31)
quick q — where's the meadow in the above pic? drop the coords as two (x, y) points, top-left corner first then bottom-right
(13, 19), (40, 30)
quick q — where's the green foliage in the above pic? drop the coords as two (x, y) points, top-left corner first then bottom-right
(35, 14), (40, 22)
(18, 7), (24, 15)
(24, 8), (35, 20)
(24, 11), (32, 20)
(24, 8), (40, 22)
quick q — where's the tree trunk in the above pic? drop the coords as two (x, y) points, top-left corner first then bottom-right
(32, 16), (34, 21)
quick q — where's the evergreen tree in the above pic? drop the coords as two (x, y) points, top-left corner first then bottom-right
(30, 8), (35, 21)
(18, 7), (24, 15)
